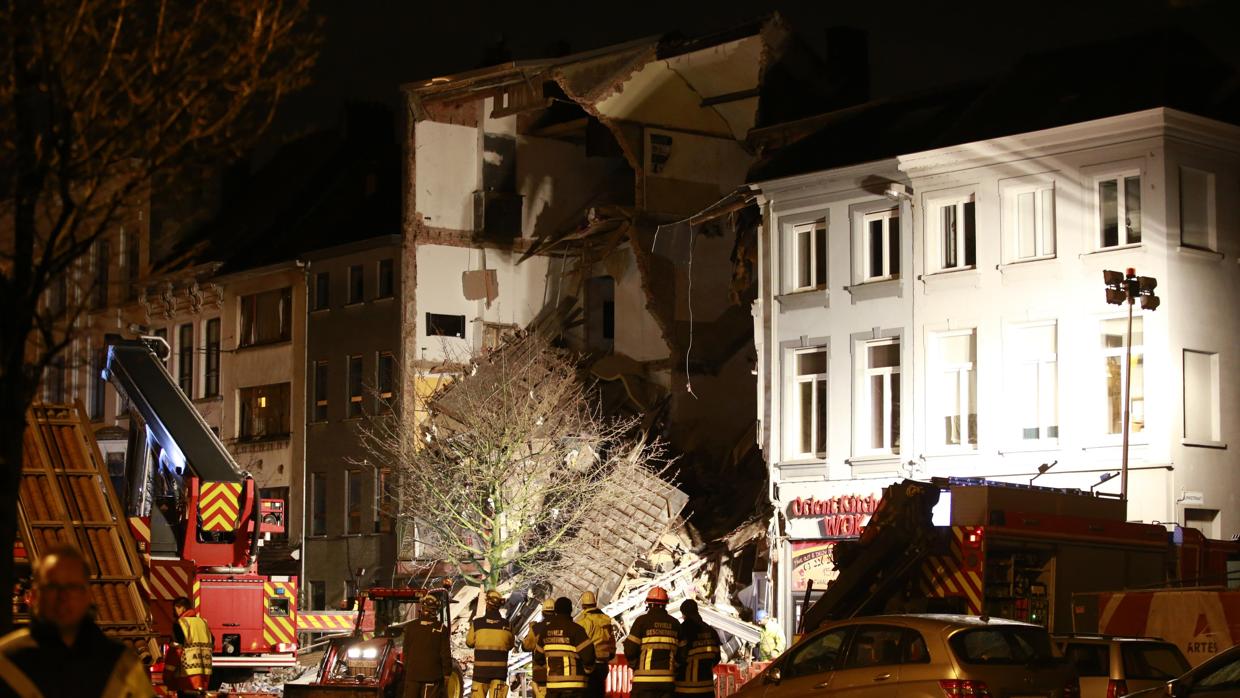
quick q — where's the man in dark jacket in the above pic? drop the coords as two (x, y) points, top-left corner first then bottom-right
(623, 587), (679, 698)
(402, 594), (454, 698)
(673, 600), (720, 698)
(0, 544), (153, 697)
(535, 597), (594, 698)
(521, 600), (556, 698)
(466, 590), (514, 698)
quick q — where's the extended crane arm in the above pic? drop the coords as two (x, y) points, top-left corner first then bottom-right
(104, 338), (245, 483)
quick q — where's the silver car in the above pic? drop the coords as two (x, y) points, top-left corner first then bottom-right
(1123, 643), (1240, 697)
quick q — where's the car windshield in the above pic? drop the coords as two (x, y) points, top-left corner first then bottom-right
(1122, 643), (1190, 680)
(1194, 652), (1240, 691)
(949, 627), (1055, 666)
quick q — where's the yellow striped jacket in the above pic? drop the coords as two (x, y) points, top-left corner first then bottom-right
(575, 609), (617, 662)
(466, 610), (514, 682)
(536, 617), (595, 690)
(623, 608), (680, 683)
(674, 621), (721, 694)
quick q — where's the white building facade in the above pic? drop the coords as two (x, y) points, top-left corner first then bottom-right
(751, 108), (1240, 634)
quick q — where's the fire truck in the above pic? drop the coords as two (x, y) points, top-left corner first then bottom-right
(102, 337), (298, 671)
(799, 478), (1240, 636)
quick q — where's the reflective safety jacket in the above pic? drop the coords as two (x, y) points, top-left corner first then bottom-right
(402, 617), (453, 683)
(674, 619), (721, 694)
(522, 619), (549, 685)
(623, 607), (680, 684)
(574, 608), (617, 663)
(466, 609), (514, 682)
(535, 615), (595, 690)
(174, 612), (213, 679)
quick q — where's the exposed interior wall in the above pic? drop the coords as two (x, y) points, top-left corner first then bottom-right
(518, 135), (629, 239)
(414, 120), (479, 231)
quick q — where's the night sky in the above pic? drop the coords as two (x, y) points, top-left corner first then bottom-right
(266, 0), (1240, 146)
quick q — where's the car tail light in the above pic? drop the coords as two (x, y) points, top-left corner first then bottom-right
(1105, 679), (1128, 698)
(939, 680), (993, 697)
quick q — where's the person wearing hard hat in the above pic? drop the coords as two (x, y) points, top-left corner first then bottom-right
(754, 610), (785, 661)
(522, 600), (556, 698)
(623, 587), (679, 698)
(673, 600), (720, 698)
(402, 594), (454, 698)
(574, 591), (616, 698)
(536, 597), (595, 698)
(466, 590), (515, 698)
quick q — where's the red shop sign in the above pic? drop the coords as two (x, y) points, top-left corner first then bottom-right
(788, 494), (878, 538)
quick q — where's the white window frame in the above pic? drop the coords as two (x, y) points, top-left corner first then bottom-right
(1178, 166), (1217, 251)
(788, 218), (828, 293)
(860, 208), (900, 282)
(927, 192), (976, 273)
(855, 337), (901, 457)
(1094, 170), (1143, 249)
(930, 329), (977, 450)
(785, 346), (828, 459)
(1002, 179), (1057, 263)
(1100, 315), (1145, 437)
(1007, 321), (1058, 444)
(1183, 349), (1221, 445)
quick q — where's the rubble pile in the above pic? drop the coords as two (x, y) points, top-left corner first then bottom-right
(218, 665), (305, 696)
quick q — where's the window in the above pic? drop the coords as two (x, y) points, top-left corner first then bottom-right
(949, 627), (1055, 666)
(377, 353), (395, 412)
(313, 272), (330, 311)
(932, 196), (976, 271)
(92, 239), (110, 309)
(203, 318), (220, 398)
(859, 339), (900, 455)
(310, 473), (327, 537)
(377, 259), (394, 299)
(49, 274), (68, 316)
(1063, 643), (1110, 677)
(1011, 323), (1057, 441)
(1184, 350), (1220, 442)
(346, 469), (363, 535)
(861, 209), (899, 281)
(586, 276), (615, 352)
(348, 264), (364, 304)
(842, 626), (923, 668)
(313, 361), (329, 422)
(1102, 317), (1143, 435)
(1006, 184), (1056, 261)
(1180, 167), (1215, 250)
(375, 469), (395, 533)
(238, 383), (291, 440)
(308, 580), (326, 610)
(426, 313), (465, 339)
(239, 287), (292, 347)
(1097, 174), (1141, 248)
(789, 348), (827, 458)
(125, 230), (141, 301)
(792, 220), (827, 291)
(347, 355), (363, 418)
(785, 628), (850, 678)
(177, 323), (194, 397)
(934, 331), (976, 448)
(1121, 643), (1191, 681)
(89, 347), (106, 420)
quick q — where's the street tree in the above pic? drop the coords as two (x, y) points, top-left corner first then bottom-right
(357, 334), (667, 593)
(0, 0), (319, 630)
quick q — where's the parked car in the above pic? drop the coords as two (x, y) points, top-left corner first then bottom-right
(733, 614), (1078, 697)
(1054, 634), (1191, 698)
(1123, 642), (1240, 697)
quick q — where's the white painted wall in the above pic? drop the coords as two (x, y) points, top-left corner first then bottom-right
(414, 120), (479, 231)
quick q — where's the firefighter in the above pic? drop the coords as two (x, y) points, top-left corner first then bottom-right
(623, 587), (679, 698)
(574, 591), (615, 698)
(402, 594), (454, 698)
(536, 597), (594, 698)
(673, 600), (720, 698)
(170, 596), (213, 697)
(466, 590), (514, 698)
(522, 600), (556, 698)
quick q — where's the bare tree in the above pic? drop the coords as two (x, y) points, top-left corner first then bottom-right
(0, 0), (319, 630)
(358, 334), (667, 592)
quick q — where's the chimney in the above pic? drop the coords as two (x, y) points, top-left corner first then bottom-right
(824, 26), (870, 110)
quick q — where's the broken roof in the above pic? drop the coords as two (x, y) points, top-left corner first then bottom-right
(750, 28), (1240, 183)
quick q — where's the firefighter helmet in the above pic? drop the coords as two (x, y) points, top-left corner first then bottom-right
(421, 594), (442, 614)
(542, 599), (556, 614)
(645, 586), (669, 605)
(485, 590), (504, 609)
(580, 591), (597, 608)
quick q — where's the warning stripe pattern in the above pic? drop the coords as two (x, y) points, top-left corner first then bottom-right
(148, 560), (193, 601)
(199, 481), (243, 532)
(918, 527), (984, 614)
(263, 581), (297, 646)
(296, 611), (359, 632)
(128, 517), (152, 597)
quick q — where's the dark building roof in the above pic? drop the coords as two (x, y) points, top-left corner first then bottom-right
(165, 102), (401, 273)
(750, 29), (1240, 183)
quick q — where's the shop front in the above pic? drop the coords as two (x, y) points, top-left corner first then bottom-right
(776, 480), (891, 637)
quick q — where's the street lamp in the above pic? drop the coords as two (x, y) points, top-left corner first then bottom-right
(1102, 268), (1160, 502)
